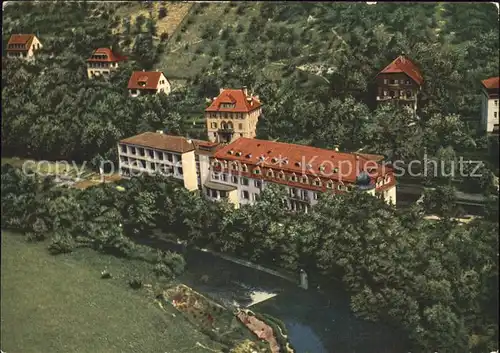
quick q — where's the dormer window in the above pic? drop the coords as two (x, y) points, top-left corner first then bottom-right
(267, 169), (275, 178)
(231, 162), (239, 171)
(228, 150), (234, 155)
(277, 171), (285, 180)
(246, 153), (252, 159)
(235, 152), (242, 157)
(338, 184), (345, 191)
(289, 173), (298, 182)
(282, 158), (288, 165)
(253, 167), (261, 175)
(333, 167), (339, 173)
(305, 164), (312, 170)
(271, 157), (278, 164)
(212, 160), (222, 169)
(241, 164), (248, 173)
(326, 181), (333, 189)
(312, 178), (322, 187)
(295, 162), (301, 167)
(301, 175), (309, 184)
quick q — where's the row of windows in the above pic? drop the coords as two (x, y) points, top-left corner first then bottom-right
(121, 158), (183, 175)
(120, 145), (179, 163)
(90, 70), (109, 76)
(383, 79), (411, 85)
(88, 62), (116, 68)
(210, 122), (245, 130)
(208, 112), (245, 119)
(382, 90), (413, 98)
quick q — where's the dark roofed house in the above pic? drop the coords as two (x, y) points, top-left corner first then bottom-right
(86, 48), (127, 79)
(375, 55), (424, 112)
(127, 71), (171, 97)
(6, 34), (42, 60)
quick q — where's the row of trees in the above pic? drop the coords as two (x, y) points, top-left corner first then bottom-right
(1, 164), (498, 352)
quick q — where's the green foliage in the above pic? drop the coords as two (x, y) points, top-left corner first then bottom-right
(155, 250), (186, 278)
(48, 232), (76, 255)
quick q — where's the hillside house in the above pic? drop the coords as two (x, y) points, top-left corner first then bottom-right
(6, 34), (42, 60)
(127, 71), (171, 97)
(481, 76), (499, 134)
(205, 87), (262, 144)
(375, 55), (424, 112)
(86, 48), (126, 79)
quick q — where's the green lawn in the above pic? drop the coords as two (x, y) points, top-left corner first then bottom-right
(1, 231), (224, 353)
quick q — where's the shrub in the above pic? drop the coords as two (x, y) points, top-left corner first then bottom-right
(158, 6), (167, 19)
(236, 24), (244, 33)
(48, 233), (75, 255)
(195, 46), (203, 54)
(129, 277), (143, 289)
(154, 262), (173, 278)
(160, 32), (169, 42)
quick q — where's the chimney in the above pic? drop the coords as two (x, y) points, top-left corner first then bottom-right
(219, 88), (224, 94)
(242, 86), (248, 97)
(142, 69), (145, 72)
(334, 146), (339, 152)
(187, 138), (192, 144)
(254, 95), (260, 102)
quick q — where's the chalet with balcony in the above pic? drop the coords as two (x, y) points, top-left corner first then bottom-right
(86, 48), (126, 79)
(481, 76), (499, 134)
(6, 34), (42, 60)
(205, 87), (262, 144)
(375, 55), (424, 112)
(127, 71), (171, 97)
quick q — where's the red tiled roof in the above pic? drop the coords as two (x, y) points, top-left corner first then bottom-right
(379, 55), (424, 85)
(7, 34), (36, 51)
(119, 132), (218, 154)
(127, 71), (167, 90)
(205, 88), (262, 113)
(87, 48), (127, 62)
(213, 138), (392, 185)
(481, 76), (499, 90)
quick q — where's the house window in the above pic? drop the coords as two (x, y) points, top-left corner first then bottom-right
(253, 168), (261, 175)
(140, 160), (146, 168)
(121, 145), (127, 153)
(406, 90), (412, 97)
(277, 171), (285, 180)
(206, 188), (211, 197)
(383, 90), (388, 96)
(138, 148), (145, 156)
(289, 174), (298, 182)
(254, 180), (262, 188)
(158, 152), (163, 160)
(494, 112), (498, 118)
(312, 178), (321, 186)
(221, 173), (228, 182)
(313, 192), (319, 200)
(405, 80), (411, 85)
(231, 162), (239, 171)
(130, 146), (137, 155)
(167, 153), (173, 162)
(150, 163), (156, 171)
(240, 133), (243, 137)
(301, 175), (309, 184)
(148, 150), (154, 159)
(211, 122), (217, 129)
(232, 175), (239, 184)
(326, 181), (333, 189)
(241, 164), (248, 173)
(240, 177), (249, 186)
(220, 191), (227, 198)
(495, 100), (498, 106)
(212, 173), (220, 180)
(390, 90), (395, 97)
(267, 169), (274, 178)
(177, 167), (183, 175)
(211, 189), (218, 198)
(383, 79), (388, 84)
(238, 123), (243, 130)
(389, 79), (395, 84)
(242, 190), (250, 199)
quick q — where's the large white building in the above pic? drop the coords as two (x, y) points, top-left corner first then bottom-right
(481, 76), (499, 134)
(117, 132), (397, 212)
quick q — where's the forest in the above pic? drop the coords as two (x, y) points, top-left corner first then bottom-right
(1, 1), (499, 352)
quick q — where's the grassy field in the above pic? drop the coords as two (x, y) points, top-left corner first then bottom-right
(0, 231), (224, 353)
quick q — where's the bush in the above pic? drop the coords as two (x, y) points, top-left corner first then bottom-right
(236, 24), (244, 33)
(154, 262), (173, 278)
(160, 32), (169, 42)
(158, 6), (167, 19)
(48, 233), (75, 255)
(129, 277), (142, 289)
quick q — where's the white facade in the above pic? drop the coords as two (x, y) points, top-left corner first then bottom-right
(481, 93), (499, 133)
(129, 73), (171, 97)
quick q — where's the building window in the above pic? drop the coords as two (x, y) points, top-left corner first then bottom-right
(313, 192), (319, 200)
(206, 188), (210, 197)
(240, 133), (243, 137)
(405, 80), (411, 85)
(383, 79), (388, 84)
(267, 169), (274, 178)
(158, 152), (163, 160)
(289, 174), (298, 182)
(312, 178), (321, 187)
(221, 173), (228, 181)
(121, 145), (127, 153)
(138, 148), (145, 156)
(383, 90), (388, 96)
(238, 123), (243, 130)
(131, 146), (137, 155)
(389, 79), (395, 84)
(241, 164), (248, 173)
(212, 173), (220, 180)
(277, 171), (285, 180)
(242, 190), (250, 199)
(211, 122), (217, 129)
(232, 175), (239, 184)
(253, 167), (261, 175)
(495, 112), (498, 118)
(140, 160), (146, 168)
(214, 132), (217, 137)
(150, 163), (156, 171)
(254, 180), (262, 188)
(495, 100), (498, 106)
(220, 191), (227, 198)
(148, 149), (154, 159)
(231, 162), (239, 171)
(301, 175), (309, 184)
(166, 153), (173, 162)
(326, 181), (333, 189)
(177, 167), (183, 175)
(211, 189), (218, 198)
(240, 177), (249, 186)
